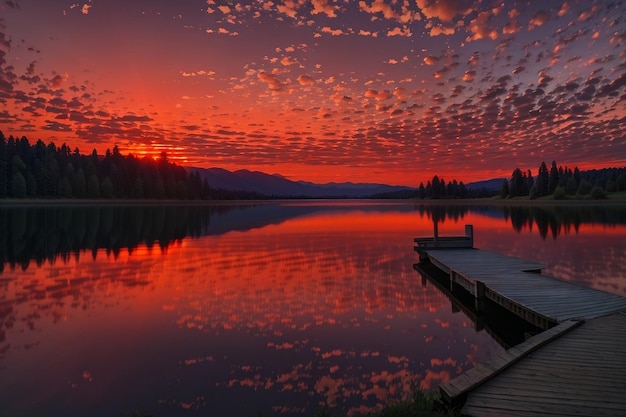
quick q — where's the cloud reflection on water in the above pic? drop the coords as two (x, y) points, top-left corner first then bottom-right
(0, 202), (625, 415)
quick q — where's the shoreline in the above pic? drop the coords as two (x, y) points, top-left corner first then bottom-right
(411, 197), (626, 206)
(1, 196), (625, 207)
(2, 197), (626, 207)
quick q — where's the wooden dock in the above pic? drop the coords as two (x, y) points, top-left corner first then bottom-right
(445, 313), (626, 416)
(414, 225), (626, 415)
(414, 241), (626, 330)
(415, 261), (543, 350)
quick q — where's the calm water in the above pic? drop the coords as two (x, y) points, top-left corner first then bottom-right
(1, 201), (625, 416)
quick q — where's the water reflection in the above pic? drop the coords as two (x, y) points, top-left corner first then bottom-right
(2, 204), (626, 271)
(0, 205), (233, 271)
(501, 204), (626, 239)
(0, 202), (625, 416)
(0, 204), (502, 417)
(415, 262), (542, 349)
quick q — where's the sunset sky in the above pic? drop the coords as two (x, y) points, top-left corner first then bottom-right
(1, 0), (625, 185)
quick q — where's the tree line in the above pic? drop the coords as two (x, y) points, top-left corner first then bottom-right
(500, 161), (626, 200)
(415, 161), (626, 200)
(2, 132), (625, 201)
(0, 132), (262, 200)
(416, 176), (471, 199)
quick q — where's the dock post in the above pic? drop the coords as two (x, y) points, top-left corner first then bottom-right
(475, 281), (486, 312)
(465, 225), (474, 247)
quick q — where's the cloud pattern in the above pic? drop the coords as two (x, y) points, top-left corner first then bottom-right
(0, 0), (625, 184)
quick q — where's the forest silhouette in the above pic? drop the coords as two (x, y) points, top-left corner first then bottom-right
(0, 132), (262, 200)
(2, 132), (625, 200)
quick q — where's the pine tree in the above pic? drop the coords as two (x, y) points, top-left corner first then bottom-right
(100, 177), (114, 198)
(431, 175), (441, 199)
(537, 162), (549, 196)
(548, 160), (559, 194)
(87, 174), (100, 198)
(0, 132), (7, 197)
(11, 171), (27, 198)
(500, 179), (510, 198)
(526, 169), (534, 193)
(510, 168), (525, 197)
(565, 176), (577, 195)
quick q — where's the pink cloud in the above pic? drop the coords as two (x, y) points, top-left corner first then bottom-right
(257, 72), (285, 91)
(359, 0), (397, 20)
(311, 0), (339, 18)
(297, 74), (314, 85)
(387, 26), (412, 37)
(416, 0), (473, 23)
(528, 10), (549, 30)
(429, 25), (455, 36)
(462, 70), (476, 82)
(277, 0), (300, 19)
(466, 11), (498, 42)
(320, 26), (346, 36)
(423, 56), (439, 65)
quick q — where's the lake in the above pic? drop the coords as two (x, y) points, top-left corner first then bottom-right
(1, 201), (625, 416)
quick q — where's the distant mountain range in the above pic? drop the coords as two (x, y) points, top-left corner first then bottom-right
(189, 167), (417, 198)
(464, 178), (504, 191)
(189, 167), (504, 198)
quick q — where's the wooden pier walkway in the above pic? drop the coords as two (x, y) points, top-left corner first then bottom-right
(414, 225), (626, 416)
(414, 233), (626, 329)
(444, 313), (626, 416)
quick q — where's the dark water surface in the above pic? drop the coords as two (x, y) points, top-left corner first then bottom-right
(1, 201), (625, 416)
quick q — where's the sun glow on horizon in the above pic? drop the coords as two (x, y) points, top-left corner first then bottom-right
(0, 0), (624, 185)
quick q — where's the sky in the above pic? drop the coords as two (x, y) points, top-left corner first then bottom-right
(0, 0), (625, 186)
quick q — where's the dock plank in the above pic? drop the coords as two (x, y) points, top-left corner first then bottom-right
(461, 314), (626, 417)
(419, 248), (626, 326)
(439, 320), (581, 406)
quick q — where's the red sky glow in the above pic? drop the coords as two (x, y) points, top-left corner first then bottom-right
(1, 0), (625, 185)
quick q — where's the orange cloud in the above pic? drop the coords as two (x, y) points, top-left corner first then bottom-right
(529, 10), (549, 30)
(257, 72), (286, 91)
(429, 25), (455, 36)
(311, 0), (339, 17)
(297, 74), (314, 85)
(320, 26), (347, 36)
(277, 0), (300, 19)
(359, 0), (397, 20)
(423, 56), (439, 65)
(387, 26), (412, 37)
(466, 11), (498, 41)
(416, 0), (473, 23)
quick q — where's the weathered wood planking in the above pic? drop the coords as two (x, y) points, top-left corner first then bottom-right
(414, 231), (626, 416)
(439, 319), (583, 408)
(461, 313), (626, 417)
(418, 248), (626, 327)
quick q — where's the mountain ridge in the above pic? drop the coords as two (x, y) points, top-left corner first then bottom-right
(189, 167), (505, 197)
(189, 167), (417, 198)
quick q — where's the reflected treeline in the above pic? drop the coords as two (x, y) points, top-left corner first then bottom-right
(415, 204), (475, 224)
(415, 204), (626, 240)
(503, 205), (626, 239)
(415, 261), (542, 349)
(2, 203), (626, 271)
(0, 205), (243, 272)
